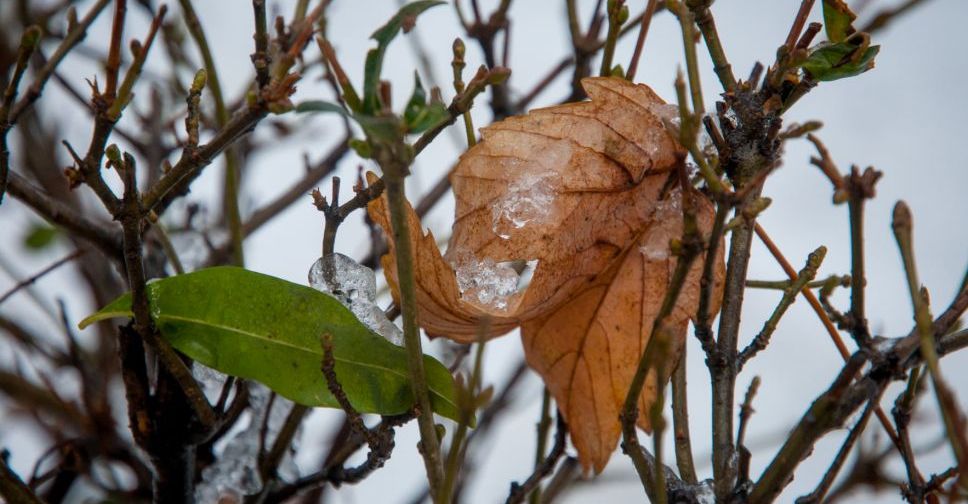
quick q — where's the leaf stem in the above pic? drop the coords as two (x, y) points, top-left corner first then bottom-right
(0, 25), (42, 204)
(796, 401), (877, 504)
(694, 201), (728, 354)
(376, 143), (444, 501)
(746, 275), (847, 290)
(507, 412), (568, 504)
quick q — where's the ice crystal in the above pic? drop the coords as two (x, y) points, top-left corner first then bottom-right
(451, 254), (521, 311)
(309, 253), (403, 345)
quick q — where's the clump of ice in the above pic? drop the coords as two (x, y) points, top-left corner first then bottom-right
(638, 191), (682, 261)
(491, 172), (555, 239)
(192, 364), (227, 403)
(490, 140), (572, 239)
(650, 103), (682, 132)
(309, 253), (403, 345)
(694, 479), (716, 504)
(451, 254), (522, 311)
(195, 384), (298, 502)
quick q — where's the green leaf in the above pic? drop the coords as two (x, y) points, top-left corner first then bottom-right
(79, 267), (460, 421)
(296, 100), (403, 145)
(408, 102), (448, 135)
(802, 42), (879, 82)
(403, 72), (449, 134)
(295, 100), (348, 115)
(349, 138), (372, 158)
(403, 72), (428, 126)
(363, 1), (445, 114)
(822, 0), (857, 43)
(23, 223), (59, 250)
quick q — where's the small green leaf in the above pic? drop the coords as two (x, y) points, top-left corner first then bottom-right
(802, 42), (879, 82)
(403, 72), (428, 125)
(296, 100), (349, 115)
(403, 72), (449, 134)
(23, 223), (59, 250)
(363, 1), (445, 114)
(79, 267), (460, 421)
(357, 114), (404, 143)
(349, 138), (372, 158)
(408, 102), (448, 135)
(822, 0), (857, 43)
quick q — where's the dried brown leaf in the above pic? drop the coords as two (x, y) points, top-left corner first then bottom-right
(522, 190), (721, 472)
(368, 76), (725, 472)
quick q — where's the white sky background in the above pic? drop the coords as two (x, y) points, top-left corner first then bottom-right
(0, 0), (966, 503)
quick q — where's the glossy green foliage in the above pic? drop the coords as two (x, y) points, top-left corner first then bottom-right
(79, 267), (460, 421)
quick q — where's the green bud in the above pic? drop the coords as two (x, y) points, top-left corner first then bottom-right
(267, 99), (293, 115)
(618, 5), (630, 24)
(105, 144), (122, 166)
(191, 69), (208, 93)
(21, 26), (42, 49)
(486, 68), (511, 85)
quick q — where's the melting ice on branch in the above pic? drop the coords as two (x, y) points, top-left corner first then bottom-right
(309, 253), (403, 345)
(195, 384), (298, 501)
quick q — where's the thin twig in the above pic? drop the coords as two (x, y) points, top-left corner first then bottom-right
(670, 349), (698, 485)
(687, 0), (737, 91)
(754, 223), (901, 448)
(796, 401), (878, 504)
(1, 450), (44, 504)
(5, 173), (123, 259)
(860, 0), (932, 33)
(784, 0), (817, 52)
(529, 388), (553, 504)
(8, 0), (112, 124)
(177, 0), (244, 266)
(738, 246), (826, 368)
(626, 0), (659, 82)
(0, 250), (86, 306)
(892, 202), (968, 487)
(507, 412), (568, 504)
(622, 176), (703, 500)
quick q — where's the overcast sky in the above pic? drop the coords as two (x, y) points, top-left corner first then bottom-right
(1, 1), (966, 503)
